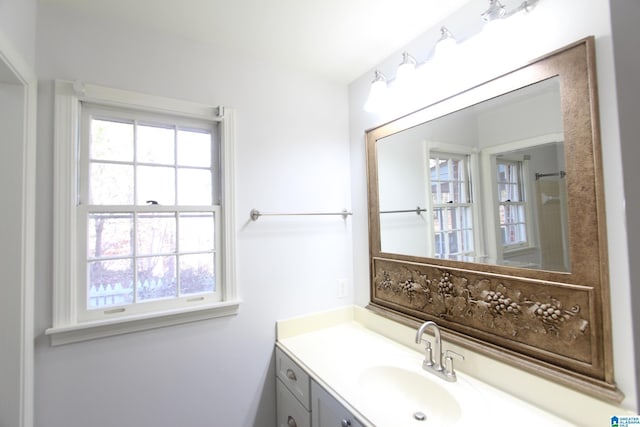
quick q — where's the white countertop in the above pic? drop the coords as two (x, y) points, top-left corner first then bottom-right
(276, 306), (632, 427)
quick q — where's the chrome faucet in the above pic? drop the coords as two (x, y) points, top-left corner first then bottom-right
(415, 321), (463, 382)
(415, 321), (443, 371)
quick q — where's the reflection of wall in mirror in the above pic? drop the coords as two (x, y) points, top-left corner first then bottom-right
(377, 135), (429, 256)
(477, 83), (563, 149)
(536, 177), (570, 271)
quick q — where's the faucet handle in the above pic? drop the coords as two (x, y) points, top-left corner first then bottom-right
(444, 350), (464, 378)
(421, 340), (434, 368)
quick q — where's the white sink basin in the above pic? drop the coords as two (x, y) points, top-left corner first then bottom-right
(278, 315), (580, 427)
(356, 365), (467, 426)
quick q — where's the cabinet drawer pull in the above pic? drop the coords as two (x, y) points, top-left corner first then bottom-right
(287, 415), (297, 427)
(341, 419), (352, 427)
(286, 369), (297, 381)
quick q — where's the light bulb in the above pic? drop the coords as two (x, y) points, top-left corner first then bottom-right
(364, 71), (388, 113)
(395, 52), (417, 88)
(434, 27), (457, 60)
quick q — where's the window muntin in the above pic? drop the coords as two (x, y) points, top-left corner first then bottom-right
(496, 159), (529, 249)
(429, 152), (474, 258)
(79, 104), (221, 320)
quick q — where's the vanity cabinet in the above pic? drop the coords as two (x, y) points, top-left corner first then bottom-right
(276, 346), (364, 427)
(310, 381), (363, 427)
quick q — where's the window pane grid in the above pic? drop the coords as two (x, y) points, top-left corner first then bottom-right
(85, 110), (218, 310)
(89, 119), (214, 206)
(87, 209), (217, 309)
(432, 206), (474, 256)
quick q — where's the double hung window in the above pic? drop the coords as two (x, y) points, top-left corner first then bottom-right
(428, 152), (475, 258)
(80, 105), (221, 320)
(49, 81), (238, 345)
(496, 159), (529, 250)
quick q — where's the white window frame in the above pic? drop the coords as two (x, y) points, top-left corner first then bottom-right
(47, 80), (239, 345)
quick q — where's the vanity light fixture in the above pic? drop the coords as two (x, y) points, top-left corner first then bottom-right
(364, 70), (389, 113)
(363, 0), (542, 112)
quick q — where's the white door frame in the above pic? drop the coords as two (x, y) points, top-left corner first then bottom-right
(0, 28), (36, 427)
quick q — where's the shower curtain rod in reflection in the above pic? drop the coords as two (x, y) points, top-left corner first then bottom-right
(250, 208), (352, 221)
(535, 170), (566, 180)
(380, 206), (427, 215)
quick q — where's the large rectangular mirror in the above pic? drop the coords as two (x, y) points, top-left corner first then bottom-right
(366, 37), (620, 402)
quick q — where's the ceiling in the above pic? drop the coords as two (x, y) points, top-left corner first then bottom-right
(39, 0), (472, 83)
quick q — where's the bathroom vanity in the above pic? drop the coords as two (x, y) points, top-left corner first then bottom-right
(275, 306), (631, 427)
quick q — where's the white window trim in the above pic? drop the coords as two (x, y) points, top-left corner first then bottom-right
(47, 80), (239, 345)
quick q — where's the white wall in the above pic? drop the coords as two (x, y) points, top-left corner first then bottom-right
(349, 0), (639, 413)
(34, 3), (351, 427)
(0, 0), (36, 69)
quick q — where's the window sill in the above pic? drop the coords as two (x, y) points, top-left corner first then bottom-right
(45, 299), (241, 346)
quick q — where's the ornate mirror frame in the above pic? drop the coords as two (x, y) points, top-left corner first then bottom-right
(365, 37), (621, 401)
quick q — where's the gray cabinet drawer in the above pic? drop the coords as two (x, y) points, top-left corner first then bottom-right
(311, 380), (364, 427)
(275, 347), (311, 410)
(277, 378), (311, 427)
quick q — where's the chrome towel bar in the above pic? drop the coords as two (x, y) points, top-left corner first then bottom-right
(250, 208), (352, 221)
(380, 206), (426, 215)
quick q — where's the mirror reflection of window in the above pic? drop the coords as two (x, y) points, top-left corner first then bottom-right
(484, 139), (569, 271)
(496, 159), (529, 249)
(428, 152), (474, 259)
